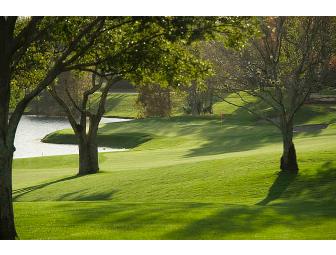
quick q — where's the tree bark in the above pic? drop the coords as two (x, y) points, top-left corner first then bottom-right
(280, 120), (299, 173)
(0, 18), (17, 239)
(78, 133), (99, 175)
(186, 82), (199, 116)
(0, 147), (17, 240)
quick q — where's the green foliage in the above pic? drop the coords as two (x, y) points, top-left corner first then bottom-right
(9, 16), (256, 110)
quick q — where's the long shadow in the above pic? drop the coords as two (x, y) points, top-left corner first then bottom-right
(163, 162), (336, 239)
(184, 97), (335, 158)
(163, 200), (336, 239)
(182, 99), (281, 158)
(43, 199), (336, 239)
(185, 123), (281, 157)
(281, 161), (336, 202)
(13, 175), (80, 201)
(22, 162), (336, 239)
(257, 161), (336, 206)
(294, 103), (336, 125)
(55, 189), (118, 201)
(256, 171), (297, 206)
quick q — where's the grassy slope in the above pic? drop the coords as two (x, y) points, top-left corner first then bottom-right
(13, 94), (336, 239)
(103, 93), (138, 118)
(101, 92), (185, 118)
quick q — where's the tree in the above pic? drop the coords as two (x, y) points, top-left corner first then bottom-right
(183, 81), (215, 115)
(181, 36), (255, 116)
(210, 17), (334, 173)
(48, 23), (213, 175)
(136, 84), (172, 118)
(28, 71), (91, 116)
(183, 44), (215, 116)
(0, 16), (255, 239)
(47, 17), (254, 176)
(48, 72), (115, 175)
(0, 16), (123, 239)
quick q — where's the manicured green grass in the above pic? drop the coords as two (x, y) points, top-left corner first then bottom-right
(100, 92), (186, 118)
(12, 94), (336, 239)
(103, 93), (138, 118)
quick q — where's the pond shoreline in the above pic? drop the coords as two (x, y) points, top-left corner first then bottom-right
(14, 115), (132, 159)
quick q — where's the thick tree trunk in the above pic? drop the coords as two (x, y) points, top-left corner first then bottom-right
(280, 121), (299, 173)
(0, 18), (17, 239)
(187, 83), (201, 116)
(280, 139), (298, 173)
(78, 134), (99, 175)
(0, 146), (17, 240)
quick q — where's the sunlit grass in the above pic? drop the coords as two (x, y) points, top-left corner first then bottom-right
(12, 95), (336, 239)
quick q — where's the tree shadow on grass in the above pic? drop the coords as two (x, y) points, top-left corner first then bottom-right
(185, 98), (333, 159)
(294, 104), (336, 125)
(13, 175), (80, 201)
(43, 130), (152, 149)
(256, 171), (297, 206)
(257, 161), (336, 206)
(163, 162), (336, 239)
(13, 174), (119, 201)
(280, 161), (336, 202)
(46, 161), (336, 239)
(20, 162), (336, 239)
(163, 200), (336, 239)
(185, 124), (282, 158)
(96, 132), (152, 149)
(46, 199), (336, 239)
(184, 122), (329, 158)
(55, 189), (118, 201)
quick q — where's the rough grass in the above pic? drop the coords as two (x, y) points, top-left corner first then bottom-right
(12, 94), (336, 239)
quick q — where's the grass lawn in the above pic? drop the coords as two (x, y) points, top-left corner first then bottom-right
(103, 93), (138, 118)
(12, 94), (336, 239)
(99, 92), (186, 118)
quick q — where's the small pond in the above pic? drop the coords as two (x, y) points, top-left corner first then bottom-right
(14, 115), (131, 158)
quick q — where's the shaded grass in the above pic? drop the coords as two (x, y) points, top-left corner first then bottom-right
(15, 200), (336, 240)
(42, 131), (152, 149)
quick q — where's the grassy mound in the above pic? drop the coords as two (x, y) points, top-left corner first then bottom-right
(42, 131), (152, 149)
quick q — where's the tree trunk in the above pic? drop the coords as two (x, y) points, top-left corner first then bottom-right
(187, 83), (201, 116)
(78, 134), (99, 175)
(0, 18), (17, 239)
(0, 146), (17, 240)
(280, 121), (299, 173)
